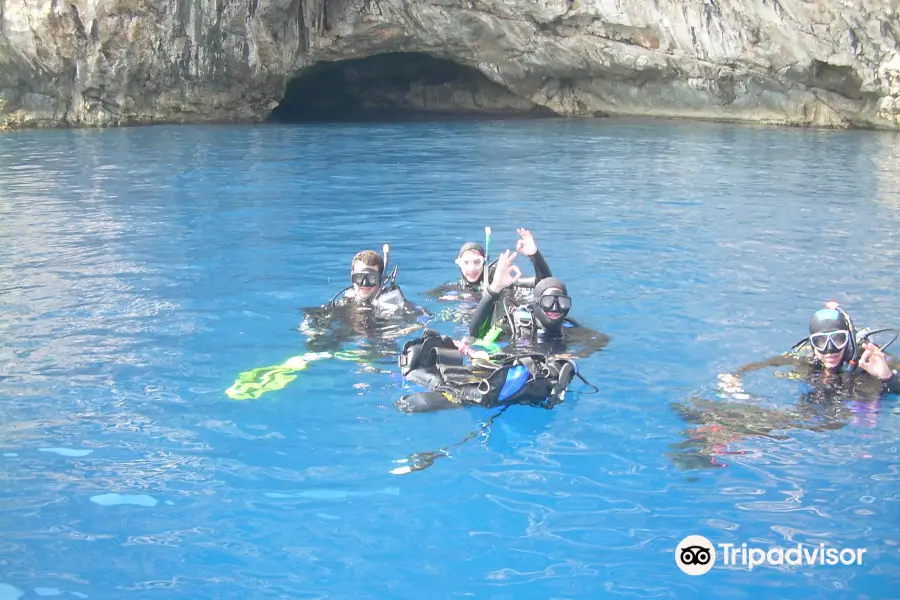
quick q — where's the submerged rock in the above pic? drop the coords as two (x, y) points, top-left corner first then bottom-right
(0, 0), (898, 129)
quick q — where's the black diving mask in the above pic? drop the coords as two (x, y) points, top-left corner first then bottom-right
(538, 294), (572, 314)
(809, 330), (849, 354)
(351, 270), (381, 288)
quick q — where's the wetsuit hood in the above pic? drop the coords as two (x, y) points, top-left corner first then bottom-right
(457, 242), (487, 285)
(458, 242), (485, 258)
(809, 308), (850, 335)
(808, 306), (856, 368)
(532, 277), (568, 331)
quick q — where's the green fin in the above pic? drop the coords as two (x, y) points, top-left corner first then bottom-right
(225, 352), (331, 400)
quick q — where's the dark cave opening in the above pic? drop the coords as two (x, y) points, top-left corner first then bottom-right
(269, 52), (556, 122)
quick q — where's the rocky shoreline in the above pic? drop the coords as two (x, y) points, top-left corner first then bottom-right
(1, 0), (898, 131)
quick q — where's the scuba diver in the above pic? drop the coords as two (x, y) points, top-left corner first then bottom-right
(426, 241), (495, 302)
(226, 245), (432, 401)
(717, 301), (899, 400)
(669, 302), (898, 470)
(467, 240), (609, 360)
(300, 245), (430, 360)
(426, 229), (546, 303)
(327, 248), (414, 312)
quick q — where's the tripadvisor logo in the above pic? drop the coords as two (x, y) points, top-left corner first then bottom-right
(675, 535), (867, 575)
(676, 535), (716, 576)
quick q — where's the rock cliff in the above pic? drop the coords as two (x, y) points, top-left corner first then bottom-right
(1, 0), (898, 129)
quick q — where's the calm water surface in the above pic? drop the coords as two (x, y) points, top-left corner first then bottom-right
(1, 119), (899, 599)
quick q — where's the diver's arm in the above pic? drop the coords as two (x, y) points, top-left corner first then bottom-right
(716, 353), (806, 396)
(528, 249), (552, 283)
(469, 289), (500, 339)
(515, 276), (536, 289)
(733, 354), (805, 374)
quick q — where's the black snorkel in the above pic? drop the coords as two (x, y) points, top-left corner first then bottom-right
(847, 327), (899, 372)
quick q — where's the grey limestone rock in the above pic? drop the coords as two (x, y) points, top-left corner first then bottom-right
(1, 0), (898, 129)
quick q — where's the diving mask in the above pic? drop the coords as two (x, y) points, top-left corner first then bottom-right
(538, 294), (571, 314)
(352, 269), (381, 288)
(809, 330), (849, 354)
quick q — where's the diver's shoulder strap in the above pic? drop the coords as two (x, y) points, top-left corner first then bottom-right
(328, 286), (352, 307)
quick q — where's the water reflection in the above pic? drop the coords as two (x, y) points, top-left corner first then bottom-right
(874, 131), (900, 212)
(2, 120), (899, 598)
(669, 371), (890, 470)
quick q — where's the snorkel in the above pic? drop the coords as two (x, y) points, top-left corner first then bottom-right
(483, 226), (491, 289)
(376, 243), (399, 300)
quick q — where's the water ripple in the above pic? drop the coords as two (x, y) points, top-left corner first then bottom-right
(1, 120), (898, 598)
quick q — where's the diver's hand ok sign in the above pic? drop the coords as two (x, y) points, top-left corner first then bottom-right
(488, 249), (521, 295)
(516, 228), (538, 256)
(858, 342), (894, 380)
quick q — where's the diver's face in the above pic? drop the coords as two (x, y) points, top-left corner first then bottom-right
(351, 260), (381, 303)
(456, 250), (485, 283)
(814, 348), (844, 370)
(809, 329), (850, 370)
(537, 288), (571, 325)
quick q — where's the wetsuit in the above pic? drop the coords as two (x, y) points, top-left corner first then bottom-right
(728, 351), (900, 397)
(468, 253), (608, 359)
(300, 283), (430, 360)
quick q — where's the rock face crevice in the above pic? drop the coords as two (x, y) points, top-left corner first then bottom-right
(1, 0), (899, 130)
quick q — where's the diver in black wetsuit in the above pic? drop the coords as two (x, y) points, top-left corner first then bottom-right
(467, 238), (609, 360)
(717, 302), (899, 401)
(426, 242), (494, 302)
(300, 247), (430, 360)
(670, 303), (899, 470)
(426, 230), (543, 303)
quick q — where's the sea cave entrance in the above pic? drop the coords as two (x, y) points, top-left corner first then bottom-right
(268, 52), (555, 122)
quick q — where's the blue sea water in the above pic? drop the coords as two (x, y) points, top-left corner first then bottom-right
(1, 118), (899, 599)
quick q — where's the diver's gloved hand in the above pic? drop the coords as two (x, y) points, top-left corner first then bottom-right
(515, 228), (538, 256)
(858, 342), (894, 380)
(487, 249), (521, 295)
